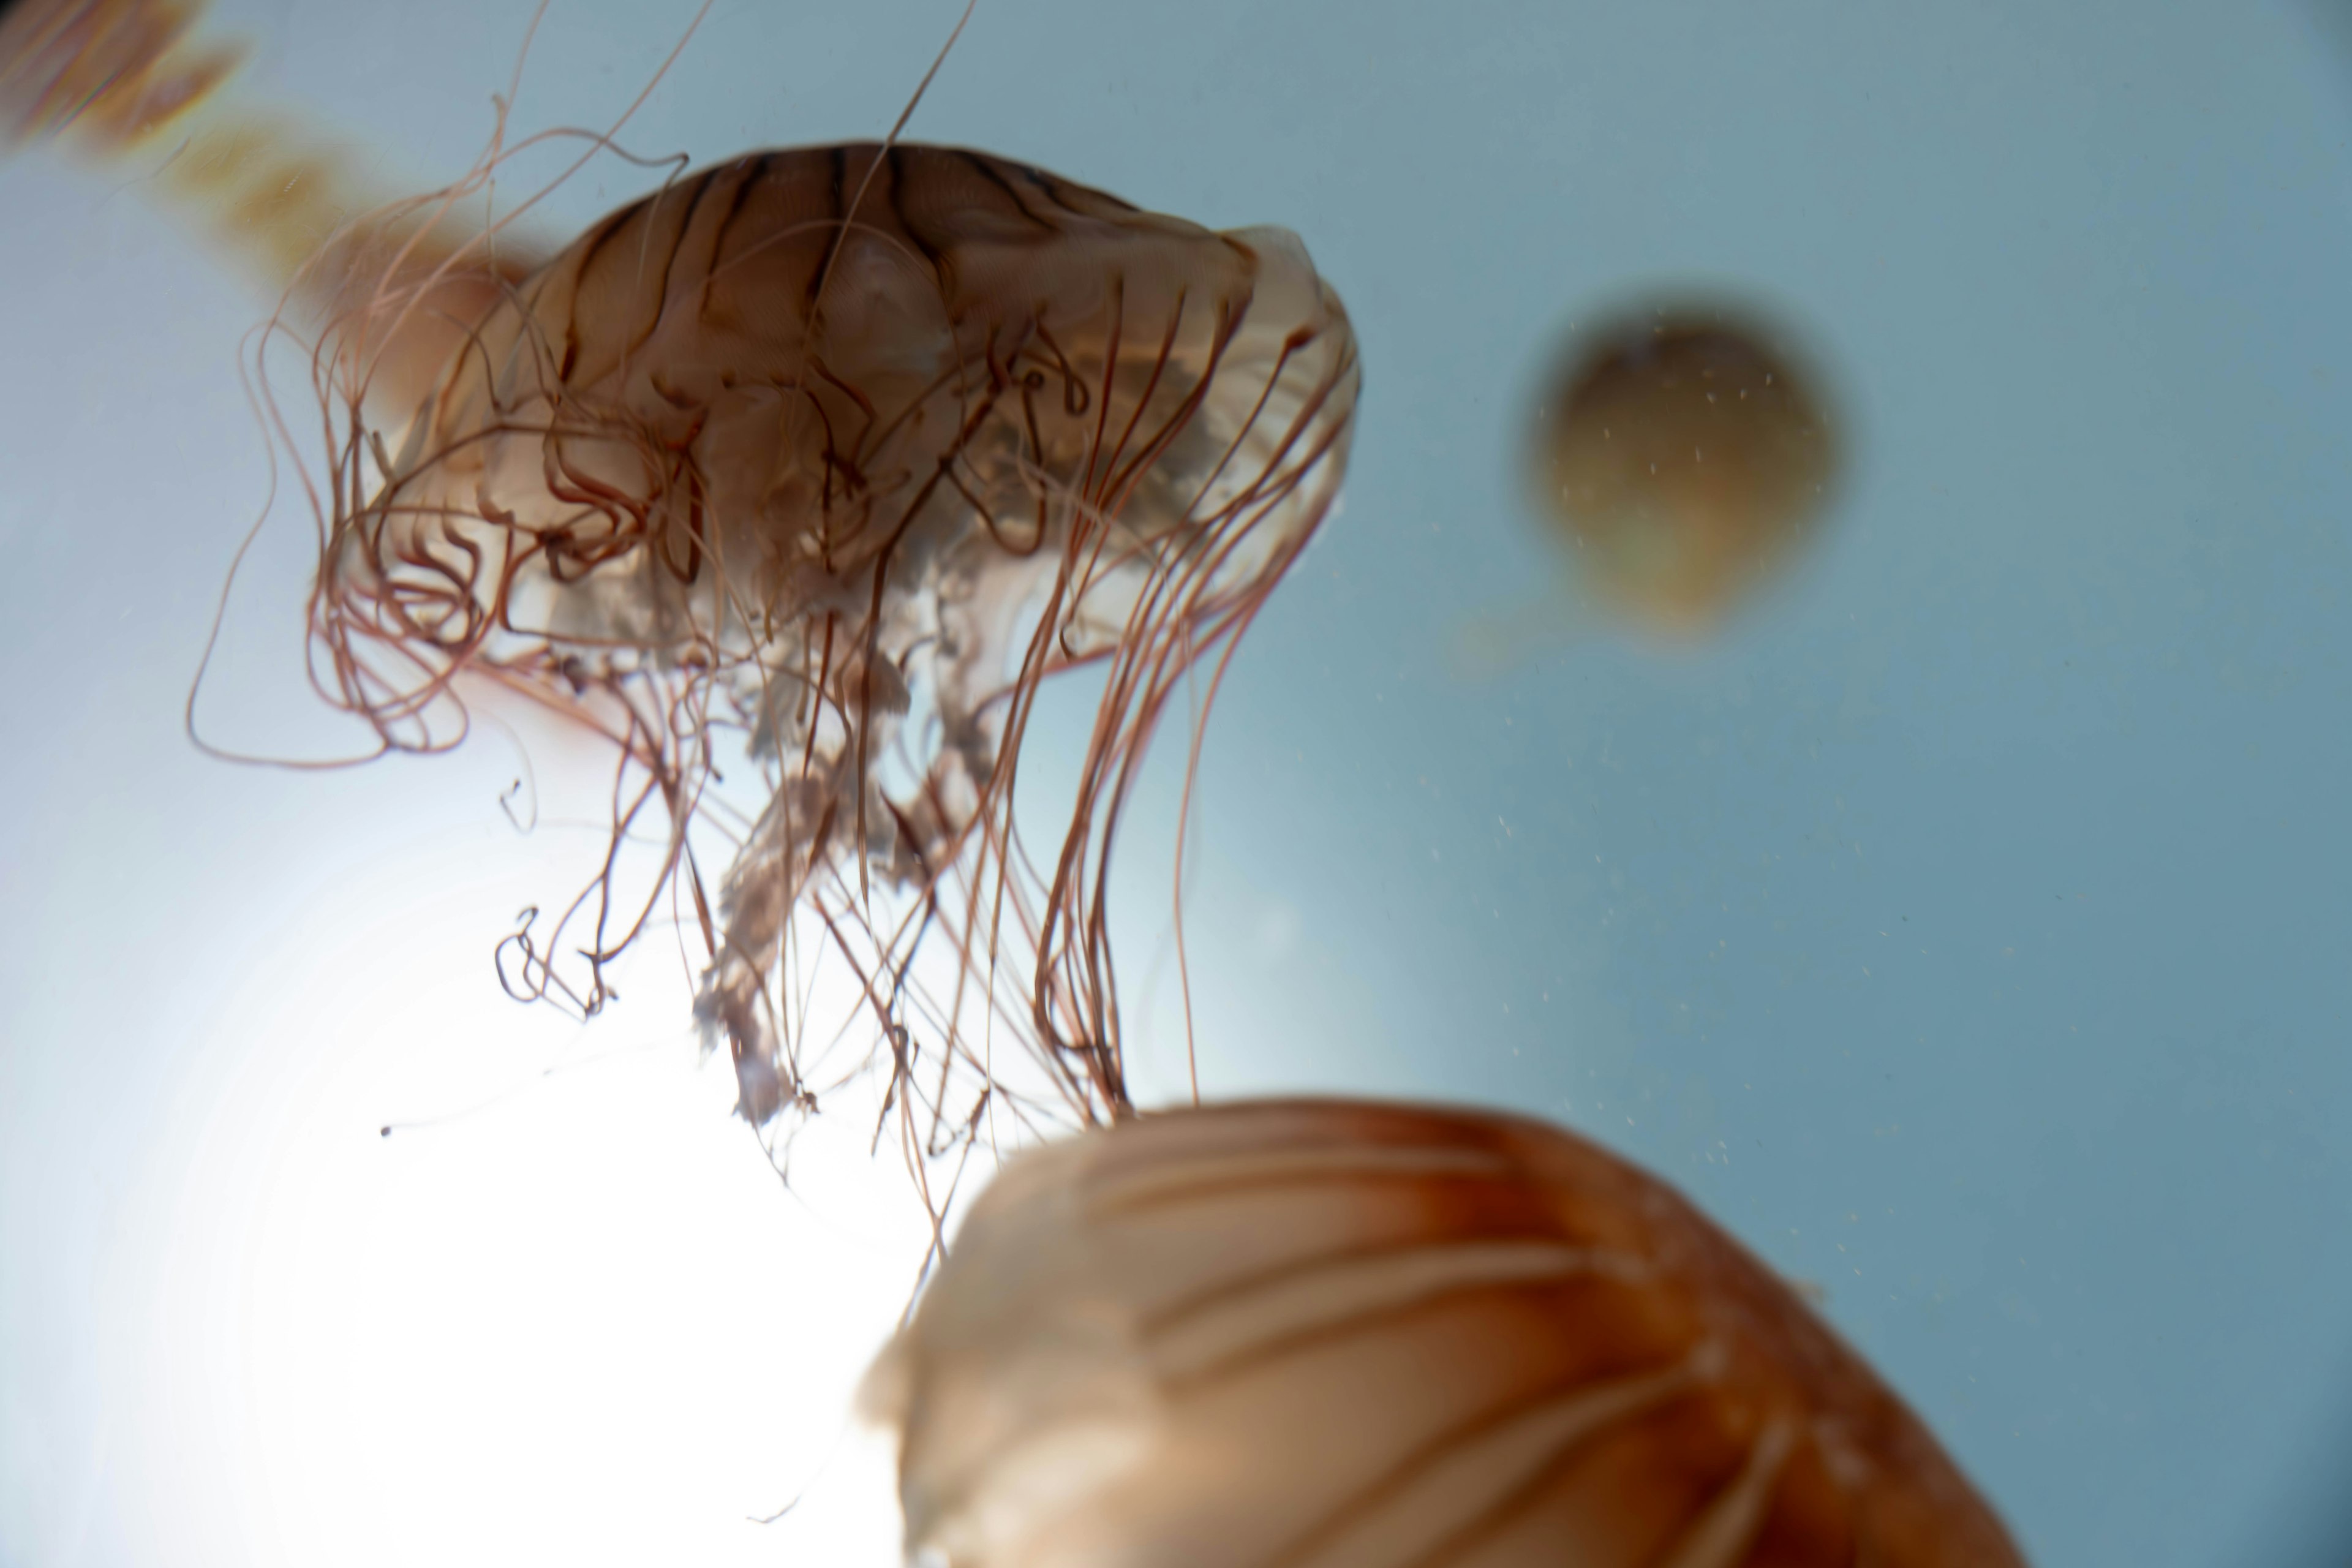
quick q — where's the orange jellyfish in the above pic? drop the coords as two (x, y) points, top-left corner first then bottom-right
(865, 1097), (2026, 1567)
(306, 142), (1357, 1139)
(1530, 304), (1839, 639)
(8, 0), (1361, 1156)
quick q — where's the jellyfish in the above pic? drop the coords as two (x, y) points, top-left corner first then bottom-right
(300, 140), (1356, 1146)
(9, 0), (1360, 1154)
(864, 1096), (2027, 1567)
(1529, 303), (1839, 639)
(0, 0), (551, 417)
(170, 37), (1354, 1145)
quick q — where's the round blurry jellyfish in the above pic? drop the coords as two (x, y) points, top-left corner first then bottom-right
(0, 0), (546, 411)
(1529, 303), (1840, 640)
(865, 1098), (2027, 1568)
(5, 0), (1362, 1151)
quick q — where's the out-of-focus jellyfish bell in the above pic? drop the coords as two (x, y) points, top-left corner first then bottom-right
(0, 0), (545, 414)
(865, 1098), (2026, 1568)
(1531, 304), (1839, 638)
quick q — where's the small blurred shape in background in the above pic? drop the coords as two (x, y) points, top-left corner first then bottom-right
(1529, 301), (1841, 641)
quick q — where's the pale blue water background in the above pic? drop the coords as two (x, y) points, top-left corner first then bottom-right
(3, 1), (2349, 1562)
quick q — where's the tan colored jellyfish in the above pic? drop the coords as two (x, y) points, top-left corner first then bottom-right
(9, 0), (1361, 1163)
(304, 141), (1359, 1141)
(1532, 305), (1839, 636)
(865, 1097), (2028, 1567)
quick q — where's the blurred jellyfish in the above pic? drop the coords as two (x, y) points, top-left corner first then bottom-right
(1529, 303), (1840, 639)
(867, 1098), (2026, 1568)
(0, 0), (551, 414)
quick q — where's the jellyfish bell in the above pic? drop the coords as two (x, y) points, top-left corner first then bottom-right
(312, 140), (1359, 1137)
(1529, 301), (1841, 640)
(866, 1098), (2026, 1568)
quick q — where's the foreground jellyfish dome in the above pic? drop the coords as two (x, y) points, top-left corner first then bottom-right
(867, 1099), (2025, 1568)
(1531, 305), (1838, 636)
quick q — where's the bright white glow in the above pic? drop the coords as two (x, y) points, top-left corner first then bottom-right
(136, 832), (934, 1566)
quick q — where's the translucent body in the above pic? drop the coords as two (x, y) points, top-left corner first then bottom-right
(1533, 310), (1836, 635)
(320, 144), (1359, 1128)
(5, 0), (1362, 1147)
(867, 1098), (2026, 1568)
